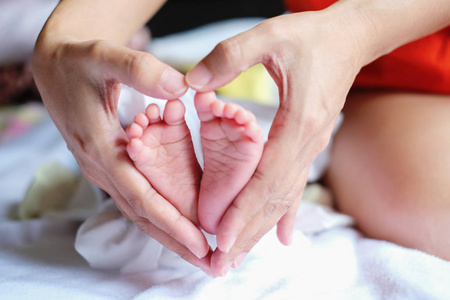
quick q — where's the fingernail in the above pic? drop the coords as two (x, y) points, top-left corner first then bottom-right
(199, 265), (213, 278)
(219, 234), (237, 253)
(189, 247), (203, 259)
(186, 63), (213, 90)
(218, 261), (233, 277)
(161, 68), (188, 95)
(232, 252), (248, 268)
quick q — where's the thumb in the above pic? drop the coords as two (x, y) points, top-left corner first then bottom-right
(98, 41), (188, 99)
(186, 20), (280, 91)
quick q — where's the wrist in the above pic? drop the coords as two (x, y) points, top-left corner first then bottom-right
(37, 0), (165, 45)
(318, 3), (382, 67)
(326, 0), (450, 66)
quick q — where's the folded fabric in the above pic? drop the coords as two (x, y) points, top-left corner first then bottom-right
(75, 181), (353, 274)
(19, 161), (102, 221)
(3, 102), (449, 299)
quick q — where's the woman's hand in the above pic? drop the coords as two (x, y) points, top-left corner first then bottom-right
(32, 37), (212, 272)
(186, 9), (371, 276)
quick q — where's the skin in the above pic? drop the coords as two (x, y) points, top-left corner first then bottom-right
(125, 94), (264, 235)
(186, 0), (450, 276)
(33, 0), (450, 277)
(33, 0), (211, 274)
(195, 92), (264, 235)
(126, 100), (202, 225)
(326, 92), (450, 261)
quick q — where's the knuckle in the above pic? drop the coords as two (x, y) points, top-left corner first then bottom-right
(177, 250), (190, 262)
(70, 135), (102, 165)
(259, 17), (293, 51)
(280, 197), (294, 214)
(251, 169), (265, 184)
(263, 198), (280, 217)
(126, 52), (156, 85)
(125, 186), (158, 218)
(135, 219), (151, 236)
(229, 200), (254, 225)
(251, 169), (275, 197)
(115, 205), (130, 219)
(85, 40), (108, 60)
(263, 200), (276, 217)
(123, 189), (145, 213)
(263, 196), (294, 218)
(259, 18), (281, 39)
(215, 38), (242, 71)
(249, 231), (266, 246)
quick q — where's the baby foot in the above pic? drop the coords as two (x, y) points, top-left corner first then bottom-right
(126, 99), (202, 224)
(195, 92), (264, 234)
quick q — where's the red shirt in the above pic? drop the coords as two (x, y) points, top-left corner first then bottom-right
(284, 0), (450, 94)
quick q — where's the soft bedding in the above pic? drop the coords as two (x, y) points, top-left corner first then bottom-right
(1, 3), (449, 299)
(1, 101), (450, 300)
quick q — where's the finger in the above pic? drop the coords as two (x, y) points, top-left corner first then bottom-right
(110, 154), (210, 259)
(90, 130), (210, 259)
(215, 136), (299, 253)
(77, 147), (211, 268)
(93, 41), (188, 99)
(213, 133), (319, 275)
(214, 111), (331, 255)
(276, 201), (301, 246)
(276, 186), (305, 246)
(186, 20), (277, 91)
(111, 192), (212, 273)
(210, 190), (296, 276)
(211, 174), (304, 277)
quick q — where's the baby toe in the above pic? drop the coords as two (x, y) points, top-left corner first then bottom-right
(126, 138), (144, 161)
(211, 100), (225, 117)
(245, 121), (264, 143)
(134, 113), (149, 129)
(224, 103), (239, 119)
(146, 104), (162, 124)
(126, 123), (144, 140)
(164, 99), (186, 125)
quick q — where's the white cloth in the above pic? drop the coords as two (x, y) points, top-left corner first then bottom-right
(2, 104), (450, 300)
(74, 184), (353, 274)
(1, 6), (449, 298)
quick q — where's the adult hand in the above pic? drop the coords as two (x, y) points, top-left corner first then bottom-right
(32, 37), (211, 272)
(186, 8), (372, 276)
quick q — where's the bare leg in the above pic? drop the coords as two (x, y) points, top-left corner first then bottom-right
(126, 99), (202, 224)
(195, 92), (264, 234)
(326, 91), (450, 260)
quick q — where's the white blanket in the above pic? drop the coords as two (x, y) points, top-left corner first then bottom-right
(1, 102), (449, 300)
(1, 3), (449, 298)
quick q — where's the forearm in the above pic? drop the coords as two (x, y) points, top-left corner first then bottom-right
(328, 0), (450, 65)
(39, 0), (166, 44)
